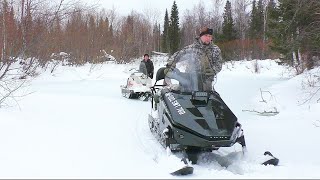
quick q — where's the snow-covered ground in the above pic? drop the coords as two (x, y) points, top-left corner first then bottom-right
(0, 56), (319, 178)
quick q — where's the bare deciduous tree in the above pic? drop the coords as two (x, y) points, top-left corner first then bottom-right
(211, 0), (224, 33)
(232, 0), (250, 59)
(0, 0), (86, 108)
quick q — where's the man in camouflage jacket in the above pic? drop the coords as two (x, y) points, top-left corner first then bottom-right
(165, 27), (222, 91)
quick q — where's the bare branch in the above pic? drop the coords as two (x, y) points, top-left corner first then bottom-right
(313, 120), (320, 127)
(0, 78), (33, 109)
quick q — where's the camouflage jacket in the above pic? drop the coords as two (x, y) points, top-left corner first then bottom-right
(166, 37), (222, 80)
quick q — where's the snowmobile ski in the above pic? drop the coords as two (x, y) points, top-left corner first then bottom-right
(261, 151), (279, 166)
(170, 165), (194, 176)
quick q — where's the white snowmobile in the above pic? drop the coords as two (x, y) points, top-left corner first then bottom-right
(121, 69), (152, 101)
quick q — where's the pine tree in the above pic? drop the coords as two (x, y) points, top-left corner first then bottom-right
(257, 0), (264, 38)
(265, 0), (277, 40)
(161, 9), (170, 53)
(248, 0), (265, 59)
(268, 0), (320, 68)
(249, 0), (264, 39)
(153, 22), (161, 52)
(169, 0), (180, 54)
(222, 0), (236, 41)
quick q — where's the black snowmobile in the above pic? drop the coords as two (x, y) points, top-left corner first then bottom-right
(148, 48), (278, 175)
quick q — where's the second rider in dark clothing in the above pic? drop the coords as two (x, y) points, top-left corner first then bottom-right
(139, 54), (154, 79)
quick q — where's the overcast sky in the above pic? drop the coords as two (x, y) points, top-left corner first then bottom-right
(85, 0), (212, 19)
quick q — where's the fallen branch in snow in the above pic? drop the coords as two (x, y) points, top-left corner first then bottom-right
(259, 88), (275, 103)
(299, 69), (320, 105)
(313, 120), (320, 127)
(300, 87), (320, 105)
(242, 109), (279, 116)
(225, 61), (236, 71)
(50, 61), (60, 74)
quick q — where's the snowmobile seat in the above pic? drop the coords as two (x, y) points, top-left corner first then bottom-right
(155, 67), (166, 82)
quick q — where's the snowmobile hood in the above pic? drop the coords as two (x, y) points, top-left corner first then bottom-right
(162, 90), (238, 138)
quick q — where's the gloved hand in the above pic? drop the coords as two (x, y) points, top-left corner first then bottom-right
(164, 62), (175, 75)
(149, 73), (153, 79)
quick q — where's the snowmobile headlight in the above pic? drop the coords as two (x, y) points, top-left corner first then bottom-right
(193, 92), (208, 97)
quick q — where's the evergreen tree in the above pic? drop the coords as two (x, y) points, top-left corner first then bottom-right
(248, 0), (265, 59)
(169, 1), (180, 54)
(161, 9), (170, 53)
(109, 23), (113, 40)
(257, 0), (264, 38)
(249, 0), (264, 39)
(265, 0), (277, 40)
(268, 0), (320, 68)
(153, 22), (161, 52)
(222, 0), (236, 41)
(249, 0), (257, 39)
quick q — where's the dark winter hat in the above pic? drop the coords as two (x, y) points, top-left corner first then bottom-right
(199, 27), (213, 37)
(144, 54), (149, 57)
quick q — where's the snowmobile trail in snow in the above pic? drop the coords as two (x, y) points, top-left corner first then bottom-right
(181, 148), (279, 177)
(132, 109), (278, 176)
(132, 109), (194, 176)
(132, 109), (162, 160)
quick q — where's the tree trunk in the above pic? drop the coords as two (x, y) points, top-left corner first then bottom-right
(21, 0), (26, 57)
(1, 1), (7, 63)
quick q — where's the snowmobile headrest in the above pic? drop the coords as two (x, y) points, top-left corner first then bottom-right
(155, 67), (166, 82)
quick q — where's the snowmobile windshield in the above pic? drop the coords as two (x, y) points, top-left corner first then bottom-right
(165, 47), (207, 93)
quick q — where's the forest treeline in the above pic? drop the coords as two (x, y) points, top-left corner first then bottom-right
(1, 0), (319, 69)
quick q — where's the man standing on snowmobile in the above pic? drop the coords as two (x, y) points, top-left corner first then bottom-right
(139, 54), (154, 79)
(164, 27), (222, 91)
